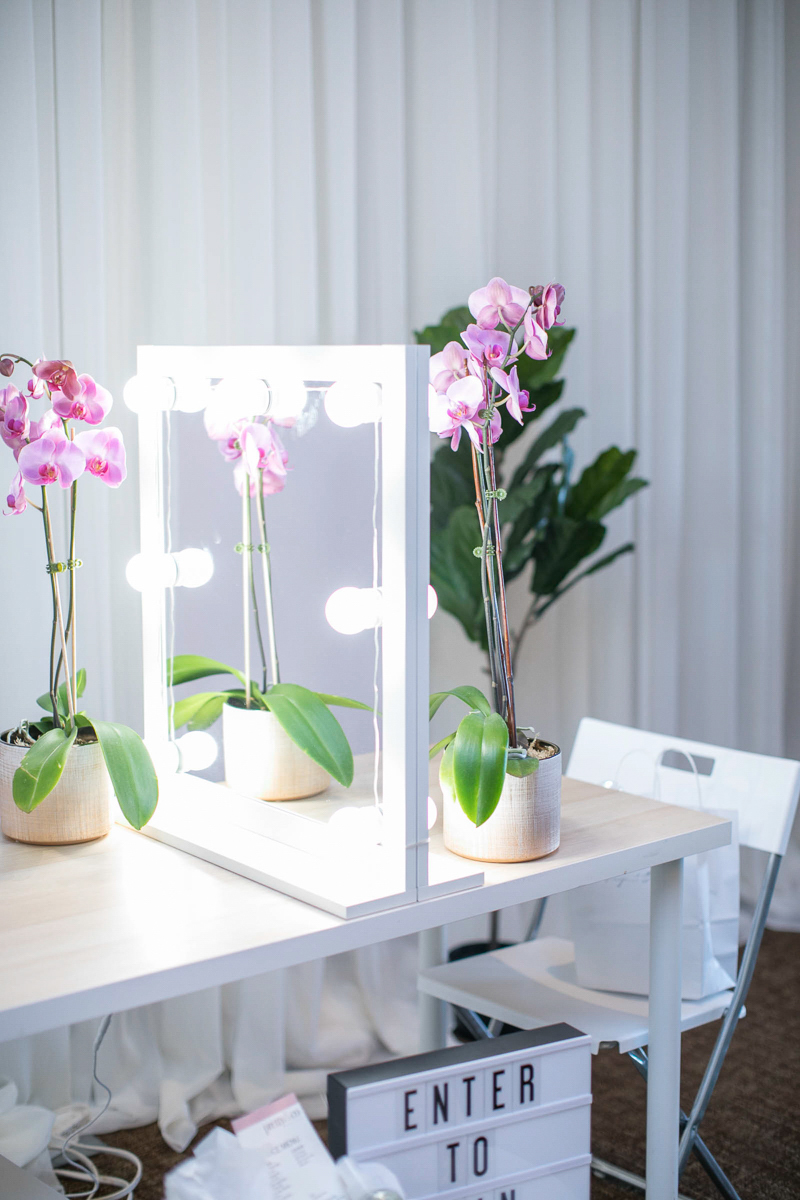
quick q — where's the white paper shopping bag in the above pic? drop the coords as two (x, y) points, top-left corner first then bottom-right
(569, 750), (739, 1000)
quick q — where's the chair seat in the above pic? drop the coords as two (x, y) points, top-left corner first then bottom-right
(418, 937), (739, 1054)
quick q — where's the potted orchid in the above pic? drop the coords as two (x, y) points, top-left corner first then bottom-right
(428, 279), (565, 862)
(168, 393), (371, 802)
(0, 354), (158, 845)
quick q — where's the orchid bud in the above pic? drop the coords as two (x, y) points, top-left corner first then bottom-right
(0, 359), (14, 377)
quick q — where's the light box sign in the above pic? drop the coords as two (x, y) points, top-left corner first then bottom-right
(328, 1024), (591, 1200)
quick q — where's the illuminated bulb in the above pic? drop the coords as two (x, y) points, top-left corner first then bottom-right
(123, 374), (176, 413)
(328, 805), (382, 847)
(171, 376), (215, 414)
(175, 731), (218, 772)
(324, 381), (382, 428)
(325, 587), (382, 635)
(267, 378), (308, 422)
(427, 796), (438, 830)
(427, 585), (438, 619)
(147, 740), (181, 777)
(173, 547), (214, 588)
(126, 548), (213, 591)
(211, 377), (269, 422)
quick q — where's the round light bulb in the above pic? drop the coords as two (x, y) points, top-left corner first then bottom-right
(126, 552), (178, 591)
(324, 381), (382, 428)
(427, 585), (438, 619)
(328, 805), (382, 847)
(123, 374), (176, 414)
(427, 796), (438, 830)
(173, 547), (214, 588)
(175, 731), (219, 772)
(148, 739), (181, 777)
(211, 377), (269, 422)
(325, 587), (382, 635)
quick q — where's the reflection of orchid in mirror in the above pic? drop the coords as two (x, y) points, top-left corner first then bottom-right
(0, 351), (156, 830)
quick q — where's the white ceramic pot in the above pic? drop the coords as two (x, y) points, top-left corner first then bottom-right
(442, 741), (561, 863)
(222, 701), (330, 801)
(0, 736), (112, 845)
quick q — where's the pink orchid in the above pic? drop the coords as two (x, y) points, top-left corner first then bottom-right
(474, 407), (503, 446)
(462, 325), (512, 370)
(468, 277), (530, 330)
(531, 283), (565, 330)
(18, 429), (85, 488)
(234, 458), (287, 497)
(242, 422), (289, 479)
(33, 358), (81, 400)
(523, 308), (550, 361)
(491, 366), (534, 425)
(52, 374), (112, 425)
(29, 408), (61, 443)
(74, 427), (126, 487)
(25, 377), (45, 399)
(429, 341), (469, 392)
(1, 390), (29, 455)
(428, 376), (485, 451)
(4, 471), (26, 515)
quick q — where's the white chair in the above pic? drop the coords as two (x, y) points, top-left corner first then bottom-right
(419, 718), (800, 1200)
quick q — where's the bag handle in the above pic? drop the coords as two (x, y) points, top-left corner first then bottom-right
(605, 746), (704, 810)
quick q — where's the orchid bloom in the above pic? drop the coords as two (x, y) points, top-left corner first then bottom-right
(74, 427), (126, 487)
(29, 408), (61, 443)
(491, 366), (534, 425)
(522, 308), (550, 361)
(429, 341), (469, 392)
(52, 374), (112, 425)
(428, 375), (485, 451)
(242, 422), (288, 479)
(17, 429), (85, 488)
(531, 283), (565, 330)
(461, 324), (512, 370)
(33, 358), (81, 400)
(1, 389), (29, 455)
(25, 377), (44, 399)
(468, 277), (530, 330)
(234, 458), (287, 497)
(4, 472), (26, 516)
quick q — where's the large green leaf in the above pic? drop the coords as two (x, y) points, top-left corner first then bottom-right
(506, 753), (540, 778)
(587, 476), (648, 521)
(510, 408), (586, 491)
(565, 447), (637, 520)
(167, 655), (246, 688)
(429, 686), (492, 721)
(429, 731), (456, 759)
(87, 719), (158, 829)
(430, 441), (476, 532)
(531, 516), (606, 596)
(430, 506), (486, 647)
(451, 711), (509, 826)
(172, 691), (225, 730)
(36, 667), (87, 716)
(314, 693), (373, 711)
(533, 542), (636, 621)
(264, 684), (354, 787)
(13, 726), (77, 812)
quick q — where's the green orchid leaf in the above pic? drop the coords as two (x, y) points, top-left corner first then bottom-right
(36, 667), (87, 716)
(429, 731), (456, 759)
(187, 694), (227, 732)
(452, 711), (509, 826)
(314, 693), (373, 711)
(506, 755), (540, 778)
(13, 726), (78, 812)
(171, 691), (246, 731)
(429, 686), (492, 721)
(167, 655), (246, 688)
(264, 683), (354, 787)
(171, 692), (223, 730)
(86, 719), (158, 829)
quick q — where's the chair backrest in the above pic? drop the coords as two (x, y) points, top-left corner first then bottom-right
(567, 718), (800, 856)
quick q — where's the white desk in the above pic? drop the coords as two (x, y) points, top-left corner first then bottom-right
(0, 778), (730, 1200)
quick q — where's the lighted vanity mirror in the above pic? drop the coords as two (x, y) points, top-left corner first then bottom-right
(126, 346), (482, 917)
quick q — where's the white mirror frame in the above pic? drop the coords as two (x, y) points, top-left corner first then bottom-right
(128, 345), (483, 917)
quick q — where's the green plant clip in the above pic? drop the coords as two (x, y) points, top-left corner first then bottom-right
(486, 488), (507, 501)
(234, 543), (255, 553)
(473, 545), (496, 558)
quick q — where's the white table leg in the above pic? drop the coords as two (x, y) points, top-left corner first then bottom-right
(418, 925), (447, 1051)
(647, 858), (684, 1200)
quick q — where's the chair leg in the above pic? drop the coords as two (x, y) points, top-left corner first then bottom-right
(453, 1005), (494, 1040)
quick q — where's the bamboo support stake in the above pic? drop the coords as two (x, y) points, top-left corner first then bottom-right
(254, 475), (280, 686)
(241, 473), (252, 707)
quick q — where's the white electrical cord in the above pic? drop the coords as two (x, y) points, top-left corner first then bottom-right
(50, 1015), (143, 1199)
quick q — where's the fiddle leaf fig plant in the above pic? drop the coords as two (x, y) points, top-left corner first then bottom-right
(0, 353), (158, 828)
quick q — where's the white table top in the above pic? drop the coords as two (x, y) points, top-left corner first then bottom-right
(0, 777), (730, 1043)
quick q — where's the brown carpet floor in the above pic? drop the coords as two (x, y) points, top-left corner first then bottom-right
(81, 929), (799, 1199)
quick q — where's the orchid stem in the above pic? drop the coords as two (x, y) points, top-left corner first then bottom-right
(241, 475), (252, 708)
(41, 488), (76, 727)
(255, 475), (280, 686)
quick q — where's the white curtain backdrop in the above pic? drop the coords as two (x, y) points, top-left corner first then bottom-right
(0, 0), (798, 1154)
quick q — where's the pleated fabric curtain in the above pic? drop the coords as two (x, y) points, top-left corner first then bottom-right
(0, 0), (797, 1152)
